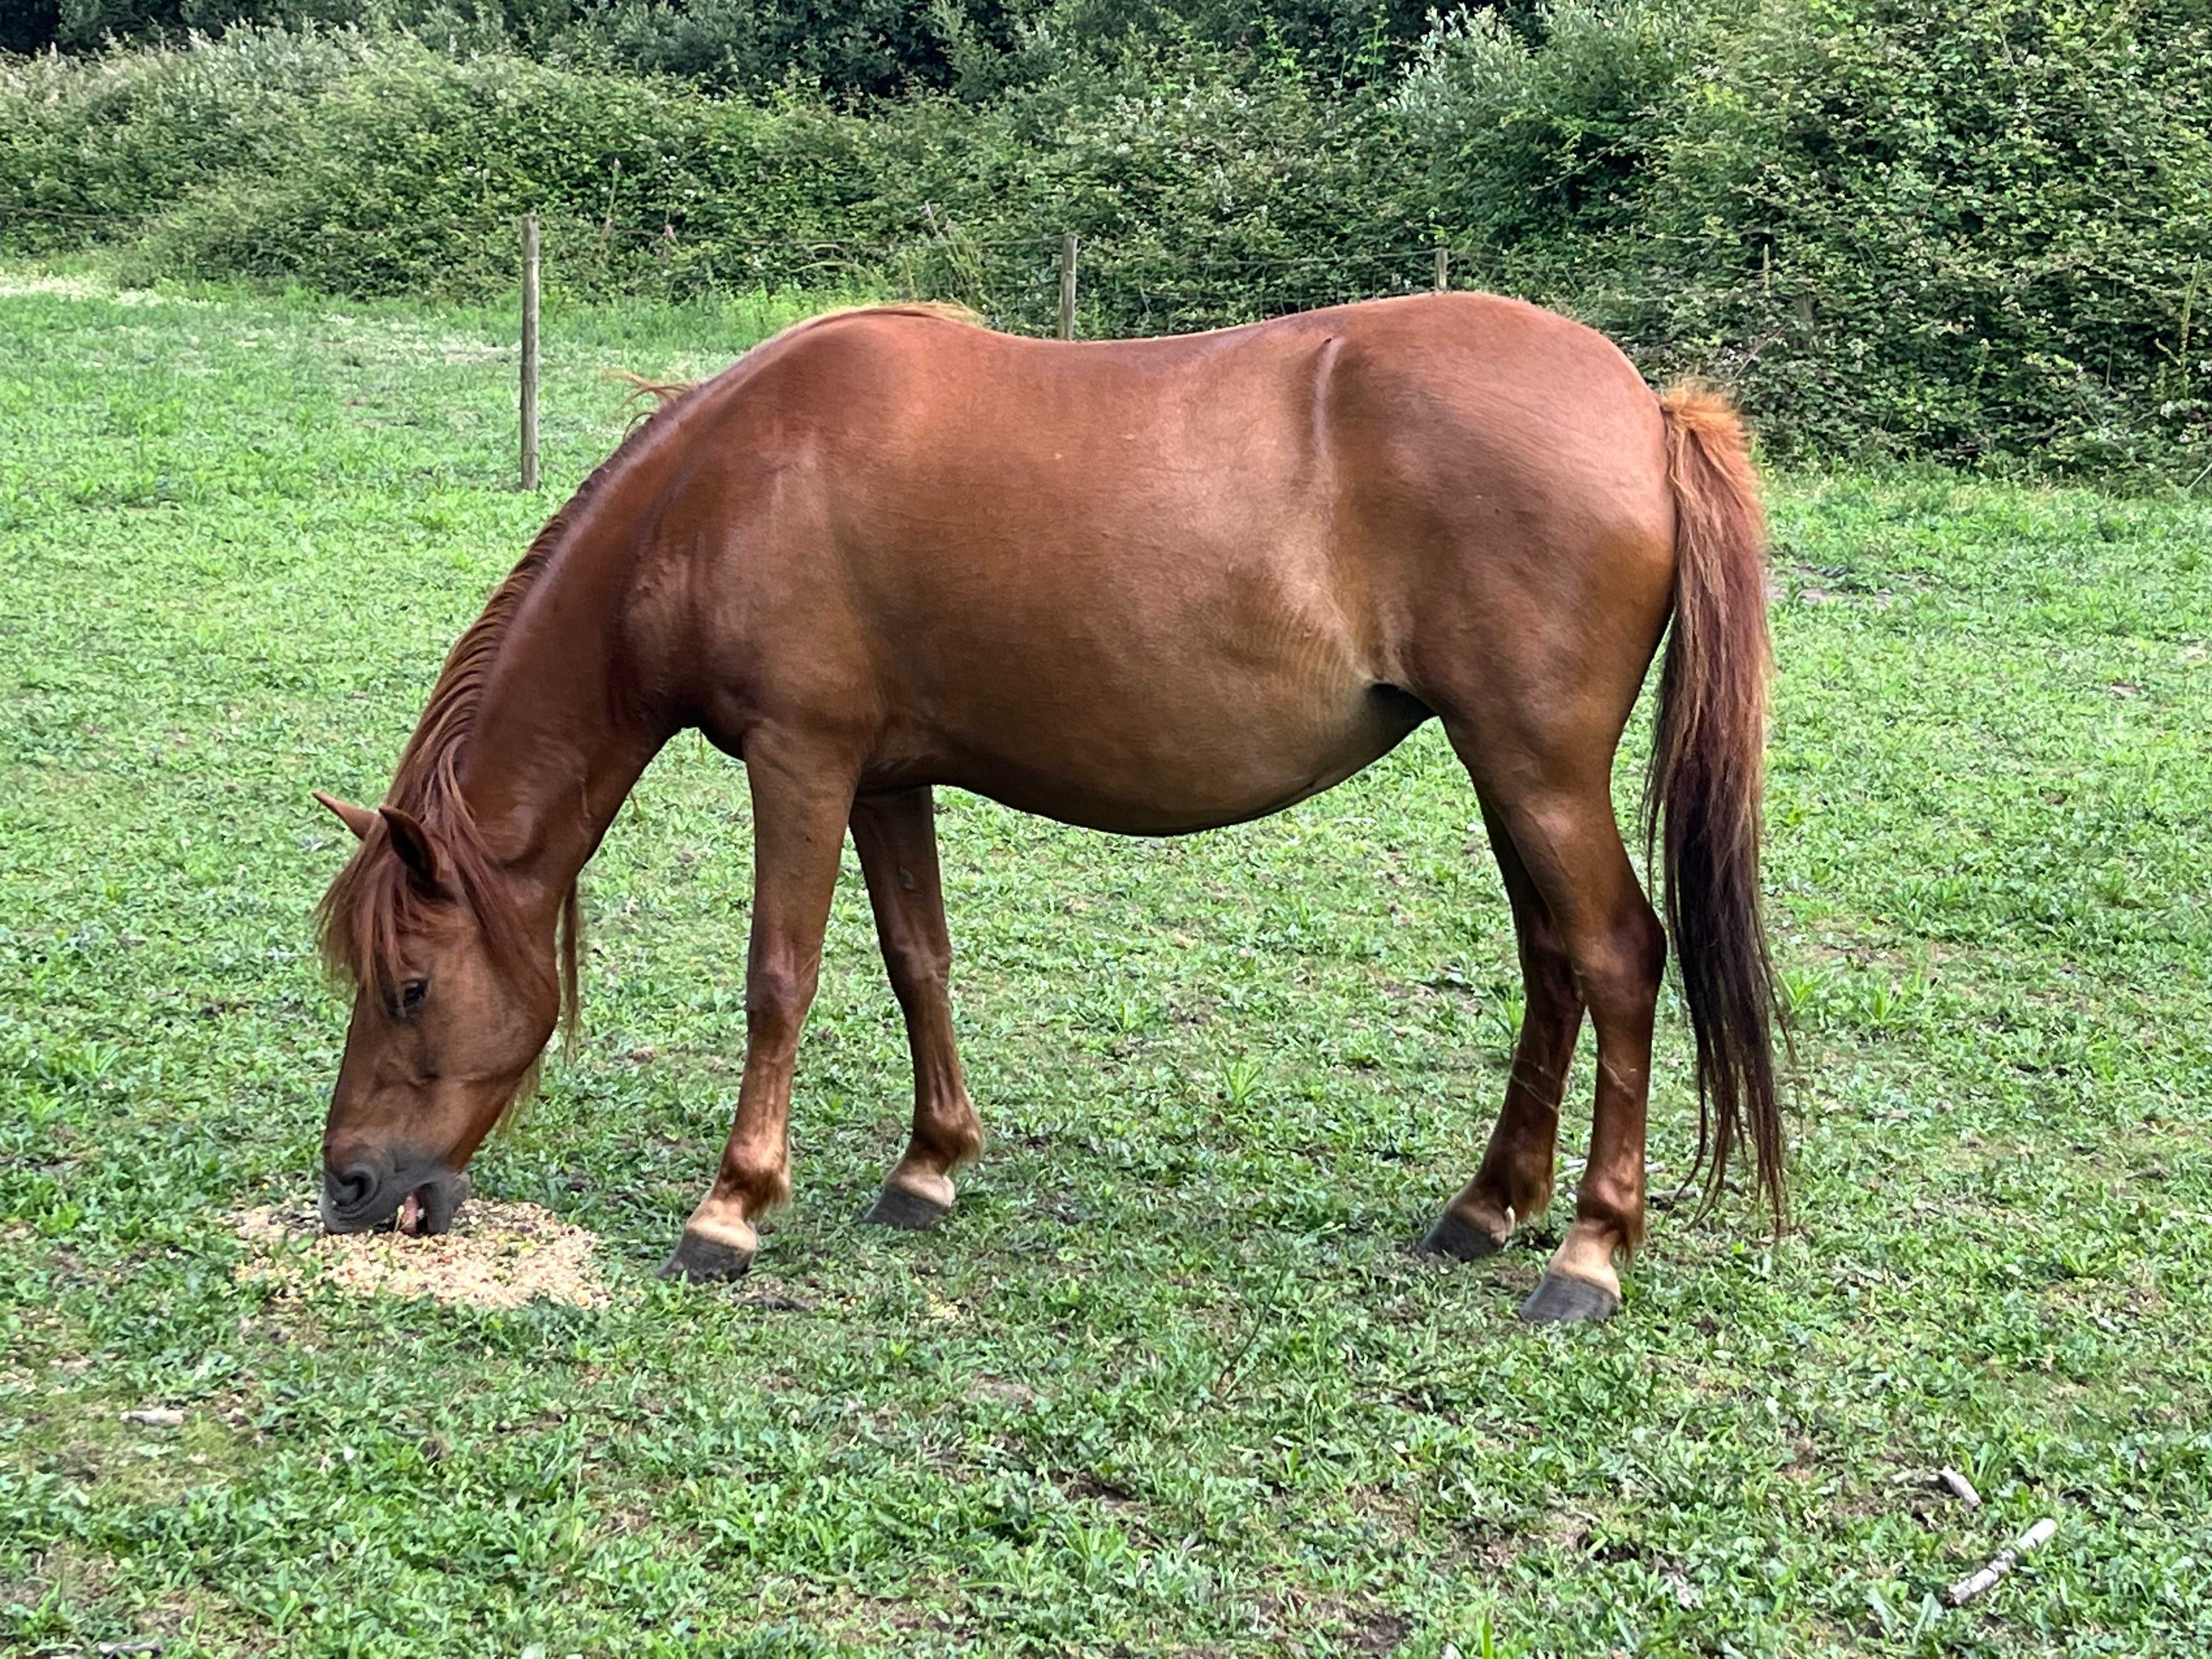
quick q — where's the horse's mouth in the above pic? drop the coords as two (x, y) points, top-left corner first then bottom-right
(388, 1173), (469, 1236)
(321, 1164), (469, 1237)
(396, 1185), (435, 1236)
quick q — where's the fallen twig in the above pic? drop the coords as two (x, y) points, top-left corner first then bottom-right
(1943, 1517), (2055, 1607)
(1937, 1466), (1982, 1509)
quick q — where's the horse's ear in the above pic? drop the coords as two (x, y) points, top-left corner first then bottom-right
(378, 805), (444, 889)
(313, 790), (379, 841)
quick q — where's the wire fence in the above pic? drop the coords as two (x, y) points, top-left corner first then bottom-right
(3, 200), (1581, 488)
(0, 200), (1549, 340)
(11, 198), (2203, 479)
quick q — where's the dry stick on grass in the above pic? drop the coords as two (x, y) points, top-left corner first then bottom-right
(1937, 1466), (1983, 1509)
(1943, 1517), (2057, 1607)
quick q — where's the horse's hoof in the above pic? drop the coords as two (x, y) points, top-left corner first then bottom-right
(1420, 1209), (1510, 1262)
(862, 1184), (951, 1231)
(1518, 1271), (1620, 1324)
(658, 1229), (755, 1282)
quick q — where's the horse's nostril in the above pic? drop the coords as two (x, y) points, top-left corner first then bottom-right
(329, 1164), (376, 1213)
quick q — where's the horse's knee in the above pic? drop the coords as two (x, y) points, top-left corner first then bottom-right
(746, 954), (818, 1043)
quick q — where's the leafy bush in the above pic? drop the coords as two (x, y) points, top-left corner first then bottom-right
(11, 0), (1436, 92)
(0, 27), (384, 227)
(1, 26), (1413, 327)
(1395, 0), (1703, 245)
(1395, 0), (2212, 468)
(1629, 0), (2212, 467)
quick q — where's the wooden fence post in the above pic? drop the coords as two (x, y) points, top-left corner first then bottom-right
(520, 213), (541, 492)
(1058, 233), (1079, 341)
(1435, 245), (1449, 292)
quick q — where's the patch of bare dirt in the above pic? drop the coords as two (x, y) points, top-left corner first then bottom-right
(234, 1200), (608, 1311)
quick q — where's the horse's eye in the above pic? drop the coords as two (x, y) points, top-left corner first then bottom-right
(396, 978), (430, 1015)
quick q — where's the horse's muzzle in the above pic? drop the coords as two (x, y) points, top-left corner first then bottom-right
(320, 1152), (469, 1236)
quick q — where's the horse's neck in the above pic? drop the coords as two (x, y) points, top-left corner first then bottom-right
(455, 522), (673, 907)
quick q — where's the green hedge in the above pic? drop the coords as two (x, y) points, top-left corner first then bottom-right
(1636, 0), (2212, 469)
(3, 4), (2207, 473)
(0, 30), (1418, 323)
(5, 0), (1441, 92)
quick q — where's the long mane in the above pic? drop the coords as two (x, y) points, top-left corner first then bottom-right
(315, 303), (982, 1071)
(314, 379), (706, 1053)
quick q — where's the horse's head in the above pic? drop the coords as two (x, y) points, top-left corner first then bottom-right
(310, 791), (565, 1234)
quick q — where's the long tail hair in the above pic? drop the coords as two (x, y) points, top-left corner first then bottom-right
(1645, 384), (1788, 1222)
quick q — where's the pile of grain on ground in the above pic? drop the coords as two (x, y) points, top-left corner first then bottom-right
(235, 1200), (608, 1311)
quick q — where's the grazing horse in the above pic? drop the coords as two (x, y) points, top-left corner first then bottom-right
(312, 294), (1782, 1323)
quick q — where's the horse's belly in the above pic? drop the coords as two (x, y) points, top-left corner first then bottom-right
(922, 682), (1429, 836)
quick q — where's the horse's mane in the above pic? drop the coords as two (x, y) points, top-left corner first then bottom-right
(315, 302), (983, 1086)
(315, 377), (708, 1068)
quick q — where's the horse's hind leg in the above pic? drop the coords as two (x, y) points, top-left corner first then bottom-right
(1499, 788), (1664, 1321)
(850, 786), (983, 1229)
(1440, 730), (1666, 1322)
(1422, 797), (1584, 1260)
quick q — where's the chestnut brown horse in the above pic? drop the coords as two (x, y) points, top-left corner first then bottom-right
(312, 294), (1781, 1323)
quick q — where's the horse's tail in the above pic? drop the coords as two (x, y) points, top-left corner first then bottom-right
(1645, 383), (1787, 1223)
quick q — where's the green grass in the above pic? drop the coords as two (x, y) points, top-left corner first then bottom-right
(2, 263), (2210, 1658)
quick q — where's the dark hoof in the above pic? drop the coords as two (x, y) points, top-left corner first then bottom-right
(862, 1184), (951, 1231)
(658, 1229), (755, 1283)
(1518, 1272), (1620, 1325)
(1420, 1209), (1510, 1262)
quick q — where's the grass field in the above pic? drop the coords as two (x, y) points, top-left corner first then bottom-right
(2, 264), (2210, 1658)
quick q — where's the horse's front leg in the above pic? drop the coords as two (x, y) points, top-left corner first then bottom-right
(661, 743), (856, 1281)
(851, 786), (983, 1229)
